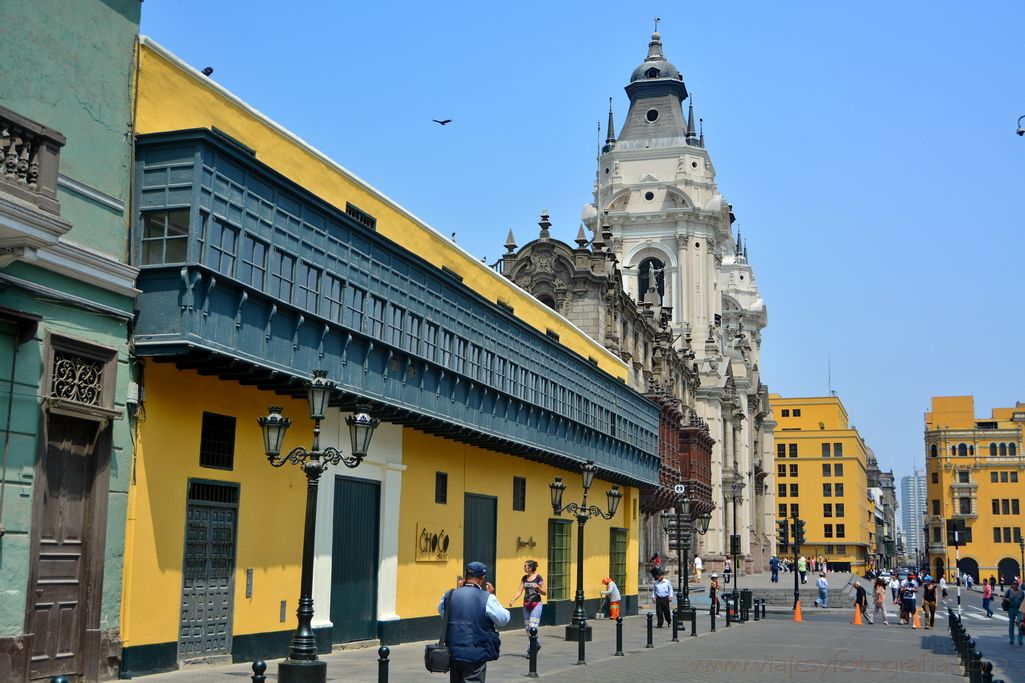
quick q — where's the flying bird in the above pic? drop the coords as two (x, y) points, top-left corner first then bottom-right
(201, 66), (214, 77)
(432, 119), (452, 125)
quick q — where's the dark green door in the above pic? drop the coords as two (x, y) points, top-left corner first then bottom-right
(464, 494), (497, 589)
(330, 476), (380, 642)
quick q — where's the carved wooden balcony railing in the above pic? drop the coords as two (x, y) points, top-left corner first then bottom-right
(0, 105), (65, 216)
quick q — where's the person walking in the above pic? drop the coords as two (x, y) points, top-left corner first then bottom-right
(815, 573), (829, 608)
(770, 555), (780, 583)
(709, 573), (721, 615)
(601, 577), (621, 620)
(508, 560), (545, 652)
(854, 580), (871, 623)
(439, 561), (510, 682)
(872, 577), (890, 625)
(983, 577), (995, 617)
(798, 556), (808, 584)
(649, 553), (663, 581)
(900, 578), (919, 629)
(652, 570), (674, 627)
(921, 576), (937, 629)
(1004, 579), (1025, 645)
(889, 575), (900, 603)
(694, 555), (703, 581)
(939, 575), (948, 602)
(723, 557), (732, 585)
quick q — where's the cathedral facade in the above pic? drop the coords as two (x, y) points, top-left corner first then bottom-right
(501, 31), (776, 577)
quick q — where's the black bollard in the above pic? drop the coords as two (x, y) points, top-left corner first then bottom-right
(753, 598), (760, 621)
(377, 646), (389, 683)
(725, 597), (732, 628)
(576, 618), (588, 665)
(527, 627), (540, 678)
(710, 599), (716, 632)
(964, 638), (975, 676)
(690, 607), (697, 636)
(981, 660), (994, 683)
(615, 617), (624, 656)
(672, 610), (680, 642)
(251, 660), (267, 683)
(969, 650), (982, 683)
(761, 599), (767, 619)
(646, 612), (654, 648)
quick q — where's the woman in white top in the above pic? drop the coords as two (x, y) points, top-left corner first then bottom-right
(889, 576), (900, 603)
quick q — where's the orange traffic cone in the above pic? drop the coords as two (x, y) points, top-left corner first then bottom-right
(794, 600), (803, 622)
(913, 610), (921, 629)
(852, 605), (863, 625)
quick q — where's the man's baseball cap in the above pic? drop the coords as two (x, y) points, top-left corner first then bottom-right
(465, 562), (487, 577)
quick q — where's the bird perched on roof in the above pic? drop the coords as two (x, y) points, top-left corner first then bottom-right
(432, 119), (452, 125)
(201, 66), (214, 77)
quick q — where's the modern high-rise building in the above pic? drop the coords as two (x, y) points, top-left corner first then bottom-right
(900, 470), (927, 562)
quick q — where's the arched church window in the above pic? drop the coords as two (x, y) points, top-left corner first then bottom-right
(537, 293), (556, 310)
(930, 444), (938, 457)
(637, 258), (665, 303)
(990, 443), (998, 456)
(957, 443), (967, 456)
(1011, 443), (1018, 456)
(646, 67), (660, 78)
(969, 445), (974, 455)
(1000, 443), (1007, 456)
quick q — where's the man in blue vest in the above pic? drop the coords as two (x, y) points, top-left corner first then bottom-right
(438, 561), (510, 682)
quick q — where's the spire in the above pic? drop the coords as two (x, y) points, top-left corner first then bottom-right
(699, 117), (704, 147)
(743, 239), (748, 260)
(686, 97), (696, 144)
(735, 229), (742, 255)
(574, 225), (588, 248)
(538, 210), (551, 240)
(646, 31), (665, 62)
(605, 98), (616, 145)
(504, 229), (517, 253)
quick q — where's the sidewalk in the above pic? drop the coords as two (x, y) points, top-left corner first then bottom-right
(139, 606), (969, 683)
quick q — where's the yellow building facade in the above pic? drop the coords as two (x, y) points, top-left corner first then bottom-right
(768, 395), (872, 571)
(924, 396), (1025, 584)
(120, 38), (650, 676)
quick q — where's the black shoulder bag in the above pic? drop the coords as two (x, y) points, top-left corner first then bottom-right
(425, 590), (452, 673)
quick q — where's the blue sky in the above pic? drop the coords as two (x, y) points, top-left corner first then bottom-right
(141, 1), (1023, 490)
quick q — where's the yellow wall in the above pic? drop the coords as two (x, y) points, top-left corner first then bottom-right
(769, 395), (872, 568)
(925, 395), (1025, 580)
(134, 39), (626, 382)
(395, 429), (637, 617)
(121, 363), (314, 647)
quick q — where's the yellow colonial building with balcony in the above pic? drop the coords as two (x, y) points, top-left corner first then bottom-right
(924, 396), (1025, 584)
(768, 395), (873, 572)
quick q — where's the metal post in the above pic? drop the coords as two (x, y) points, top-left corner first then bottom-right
(614, 617), (624, 656)
(646, 612), (654, 648)
(377, 647), (389, 683)
(761, 598), (767, 619)
(753, 597), (760, 621)
(689, 607), (697, 636)
(969, 650), (982, 683)
(710, 599), (716, 632)
(725, 597), (731, 627)
(570, 512), (588, 638)
(964, 639), (975, 676)
(981, 660), (994, 683)
(528, 627), (540, 677)
(576, 618), (587, 665)
(955, 543), (962, 618)
(252, 660), (267, 683)
(671, 606), (680, 642)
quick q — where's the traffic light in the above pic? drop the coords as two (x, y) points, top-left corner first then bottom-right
(794, 519), (807, 546)
(776, 518), (789, 547)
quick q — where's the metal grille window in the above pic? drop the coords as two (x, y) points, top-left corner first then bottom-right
(296, 262), (320, 313)
(269, 249), (295, 302)
(325, 274), (345, 322)
(345, 202), (376, 230)
(200, 412), (236, 470)
(777, 464), (786, 478)
(435, 472), (448, 504)
(512, 476), (526, 511)
(238, 235), (267, 287)
(789, 464), (798, 476)
(547, 520), (572, 600)
(789, 484), (798, 497)
(50, 350), (104, 406)
(609, 528), (627, 589)
(141, 209), (190, 265)
(778, 503), (787, 517)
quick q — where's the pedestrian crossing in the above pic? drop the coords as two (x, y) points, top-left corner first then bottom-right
(956, 604), (1009, 621)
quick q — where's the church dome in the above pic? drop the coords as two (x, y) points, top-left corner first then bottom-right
(629, 32), (683, 83)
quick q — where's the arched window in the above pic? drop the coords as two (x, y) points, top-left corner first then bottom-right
(990, 443), (998, 456)
(646, 67), (660, 78)
(1010, 443), (1017, 456)
(637, 257), (665, 303)
(969, 445), (975, 455)
(951, 445), (957, 455)
(1000, 443), (1007, 456)
(957, 443), (967, 456)
(930, 444), (938, 458)
(536, 293), (556, 310)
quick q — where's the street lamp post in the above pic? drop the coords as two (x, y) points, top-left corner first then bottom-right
(1019, 539), (1024, 580)
(550, 460), (622, 641)
(729, 479), (746, 611)
(257, 370), (380, 683)
(660, 488), (712, 637)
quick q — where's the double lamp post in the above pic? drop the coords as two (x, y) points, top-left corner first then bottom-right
(660, 485), (712, 637)
(550, 460), (622, 641)
(258, 370), (380, 683)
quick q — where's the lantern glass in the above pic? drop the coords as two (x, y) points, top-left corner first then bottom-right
(582, 461), (596, 491)
(696, 511), (712, 535)
(607, 486), (622, 516)
(549, 477), (566, 511)
(258, 405), (291, 457)
(307, 370), (334, 421)
(680, 497), (691, 520)
(660, 510), (672, 534)
(346, 404), (379, 458)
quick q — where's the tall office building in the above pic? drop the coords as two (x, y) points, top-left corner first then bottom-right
(900, 470), (928, 559)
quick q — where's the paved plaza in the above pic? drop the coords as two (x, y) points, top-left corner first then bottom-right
(137, 574), (1025, 683)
